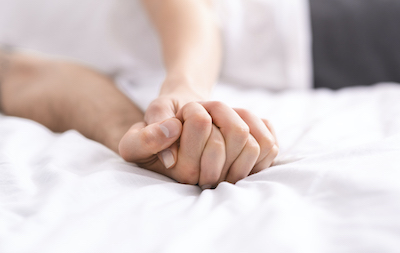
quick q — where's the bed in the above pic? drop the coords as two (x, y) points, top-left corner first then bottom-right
(1, 0), (400, 252)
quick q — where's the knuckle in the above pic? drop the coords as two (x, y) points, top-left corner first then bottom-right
(183, 101), (201, 111)
(184, 102), (211, 118)
(247, 137), (261, 156)
(270, 145), (279, 158)
(189, 112), (212, 128)
(208, 101), (226, 111)
(147, 100), (165, 113)
(259, 135), (275, 150)
(148, 98), (164, 109)
(232, 124), (250, 140)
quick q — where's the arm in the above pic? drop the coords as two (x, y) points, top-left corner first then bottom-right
(137, 1), (279, 187)
(0, 51), (146, 152)
(0, 51), (278, 189)
(141, 0), (222, 122)
(140, 0), (224, 171)
(0, 50), (187, 183)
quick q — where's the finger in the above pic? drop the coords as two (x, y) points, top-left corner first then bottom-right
(233, 109), (276, 163)
(198, 124), (226, 190)
(261, 118), (279, 147)
(198, 101), (250, 181)
(158, 142), (179, 169)
(144, 97), (176, 124)
(225, 134), (260, 184)
(174, 102), (213, 185)
(145, 98), (182, 169)
(251, 144), (279, 174)
(118, 118), (182, 163)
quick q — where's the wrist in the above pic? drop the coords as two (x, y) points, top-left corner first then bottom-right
(160, 73), (213, 101)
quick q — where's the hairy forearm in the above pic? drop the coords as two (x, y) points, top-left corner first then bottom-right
(0, 53), (143, 153)
(142, 0), (222, 99)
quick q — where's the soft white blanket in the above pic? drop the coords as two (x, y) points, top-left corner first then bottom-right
(1, 83), (400, 253)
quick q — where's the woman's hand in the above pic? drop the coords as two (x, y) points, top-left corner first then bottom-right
(141, 0), (222, 179)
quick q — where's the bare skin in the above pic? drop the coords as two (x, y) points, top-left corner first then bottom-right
(139, 0), (278, 188)
(0, 0), (279, 189)
(0, 50), (278, 188)
(0, 50), (143, 153)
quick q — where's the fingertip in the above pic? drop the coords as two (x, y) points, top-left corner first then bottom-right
(160, 149), (175, 169)
(261, 118), (279, 146)
(118, 122), (147, 161)
(119, 119), (182, 162)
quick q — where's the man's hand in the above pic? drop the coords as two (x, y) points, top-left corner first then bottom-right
(118, 118), (183, 178)
(122, 100), (279, 189)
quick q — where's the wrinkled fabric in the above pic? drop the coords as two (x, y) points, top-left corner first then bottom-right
(1, 83), (400, 253)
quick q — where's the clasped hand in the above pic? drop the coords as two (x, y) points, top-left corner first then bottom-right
(119, 99), (278, 190)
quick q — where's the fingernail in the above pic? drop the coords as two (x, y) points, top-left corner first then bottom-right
(201, 185), (213, 191)
(159, 120), (179, 138)
(161, 149), (175, 169)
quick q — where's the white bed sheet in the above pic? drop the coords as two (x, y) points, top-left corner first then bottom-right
(1, 0), (400, 251)
(1, 83), (400, 253)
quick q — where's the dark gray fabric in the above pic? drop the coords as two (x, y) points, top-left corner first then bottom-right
(310, 0), (400, 89)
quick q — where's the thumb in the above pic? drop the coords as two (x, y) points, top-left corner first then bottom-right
(145, 98), (181, 169)
(119, 118), (182, 166)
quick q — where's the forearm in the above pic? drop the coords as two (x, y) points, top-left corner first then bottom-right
(0, 53), (143, 153)
(142, 0), (222, 100)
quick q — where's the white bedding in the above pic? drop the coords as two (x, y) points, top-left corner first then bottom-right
(1, 83), (400, 253)
(1, 0), (400, 252)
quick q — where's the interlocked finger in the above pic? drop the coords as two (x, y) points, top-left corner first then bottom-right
(198, 124), (226, 189)
(251, 144), (279, 174)
(225, 134), (260, 184)
(233, 109), (276, 161)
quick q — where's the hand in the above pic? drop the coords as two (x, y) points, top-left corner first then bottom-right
(120, 101), (279, 189)
(144, 81), (206, 169)
(118, 118), (184, 178)
(175, 101), (279, 189)
(117, 112), (217, 185)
